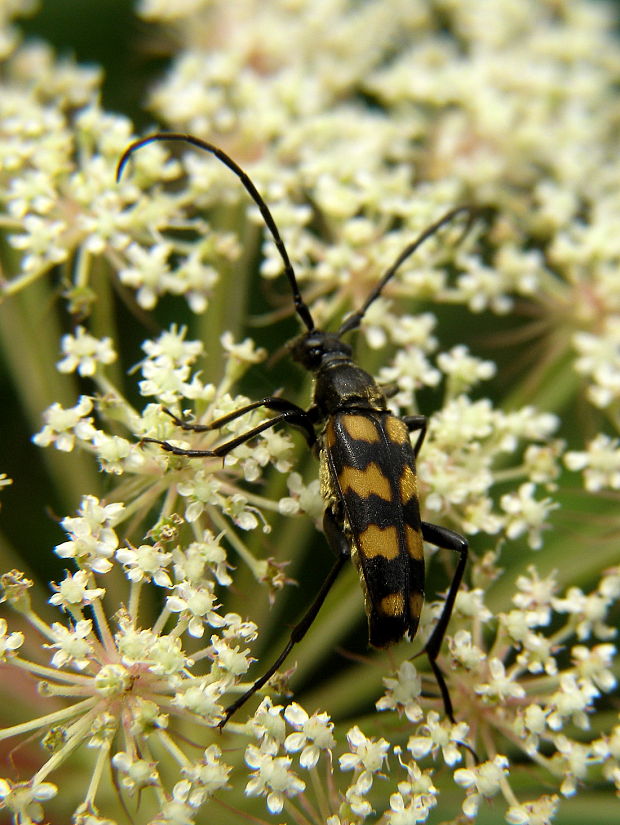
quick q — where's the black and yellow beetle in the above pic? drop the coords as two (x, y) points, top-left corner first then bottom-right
(117, 134), (471, 727)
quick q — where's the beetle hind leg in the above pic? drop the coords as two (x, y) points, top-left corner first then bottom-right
(218, 509), (348, 728)
(414, 521), (468, 723)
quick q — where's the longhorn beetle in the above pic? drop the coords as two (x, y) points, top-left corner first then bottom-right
(117, 133), (471, 728)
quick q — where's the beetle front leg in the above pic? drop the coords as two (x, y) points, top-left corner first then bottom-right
(143, 406), (316, 459)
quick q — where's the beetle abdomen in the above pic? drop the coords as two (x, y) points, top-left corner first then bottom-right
(323, 411), (425, 647)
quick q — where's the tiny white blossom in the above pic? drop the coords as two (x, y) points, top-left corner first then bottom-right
(33, 396), (96, 452)
(475, 658), (526, 703)
(506, 794), (559, 825)
(0, 618), (24, 660)
(46, 619), (93, 669)
(173, 680), (224, 722)
(221, 331), (266, 364)
(166, 581), (224, 637)
(437, 345), (496, 394)
(0, 778), (58, 825)
(116, 543), (173, 586)
(119, 241), (173, 309)
(453, 754), (510, 818)
(339, 725), (390, 795)
(57, 325), (116, 376)
(244, 745), (305, 814)
(250, 697), (286, 751)
(55, 496), (124, 573)
(376, 660), (424, 722)
(49, 569), (105, 609)
(112, 751), (159, 794)
(407, 711), (469, 766)
(501, 483), (558, 549)
(513, 566), (558, 626)
(142, 325), (204, 368)
(572, 643), (617, 693)
(565, 434), (620, 491)
(283, 702), (335, 768)
(449, 630), (486, 670)
(181, 744), (232, 798)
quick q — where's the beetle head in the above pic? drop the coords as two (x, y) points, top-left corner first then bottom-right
(290, 331), (352, 372)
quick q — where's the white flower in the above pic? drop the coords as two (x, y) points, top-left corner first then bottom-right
(565, 434), (620, 491)
(376, 660), (424, 722)
(284, 702), (335, 768)
(166, 581), (224, 637)
(387, 791), (433, 825)
(0, 618), (24, 660)
(116, 543), (173, 586)
(49, 569), (105, 609)
(572, 643), (617, 694)
(57, 325), (116, 376)
(119, 241), (173, 309)
(250, 697), (286, 751)
(173, 534), (232, 587)
(209, 636), (252, 678)
(33, 396), (96, 452)
(339, 724), (390, 796)
(181, 744), (231, 798)
(46, 619), (93, 669)
(501, 483), (558, 549)
(475, 658), (526, 703)
(449, 629), (486, 671)
(55, 496), (124, 573)
(407, 711), (469, 766)
(546, 673), (598, 732)
(173, 680), (224, 722)
(142, 325), (203, 368)
(512, 566), (558, 626)
(506, 794), (560, 825)
(453, 755), (510, 818)
(221, 331), (266, 364)
(112, 751), (159, 794)
(10, 214), (68, 272)
(0, 778), (57, 825)
(437, 345), (496, 394)
(244, 745), (305, 814)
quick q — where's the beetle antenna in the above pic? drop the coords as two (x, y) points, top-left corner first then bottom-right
(337, 205), (475, 336)
(116, 132), (316, 332)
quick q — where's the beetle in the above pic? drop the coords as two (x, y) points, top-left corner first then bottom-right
(117, 133), (471, 727)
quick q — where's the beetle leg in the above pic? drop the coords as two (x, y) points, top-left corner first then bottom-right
(162, 397), (309, 431)
(378, 381), (399, 399)
(219, 510), (348, 728)
(416, 521), (468, 722)
(403, 414), (427, 458)
(143, 405), (316, 458)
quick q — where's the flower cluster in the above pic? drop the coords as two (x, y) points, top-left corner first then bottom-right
(1, 0), (620, 823)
